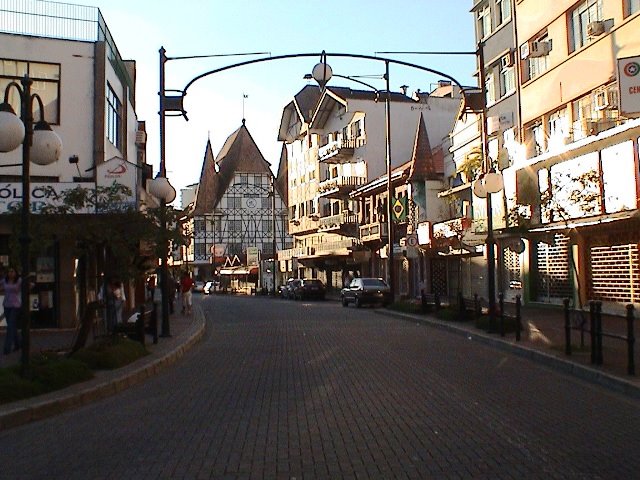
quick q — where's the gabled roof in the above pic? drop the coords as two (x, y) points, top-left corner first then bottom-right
(408, 113), (442, 181)
(311, 87), (415, 130)
(277, 85), (322, 142)
(193, 121), (274, 215)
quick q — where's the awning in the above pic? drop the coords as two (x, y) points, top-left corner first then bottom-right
(220, 266), (253, 275)
(528, 212), (635, 233)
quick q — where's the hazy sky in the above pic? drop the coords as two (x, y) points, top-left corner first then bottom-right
(79, 0), (477, 203)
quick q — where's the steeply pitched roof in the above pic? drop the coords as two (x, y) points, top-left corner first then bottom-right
(193, 121), (273, 215)
(408, 112), (442, 181)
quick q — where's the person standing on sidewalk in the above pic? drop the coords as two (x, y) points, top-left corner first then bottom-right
(1, 267), (22, 355)
(180, 272), (194, 315)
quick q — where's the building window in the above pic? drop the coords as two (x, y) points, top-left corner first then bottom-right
(477, 5), (491, 38)
(229, 220), (242, 232)
(569, 0), (603, 52)
(547, 109), (569, 149)
(106, 84), (122, 150)
(496, 0), (511, 25)
(485, 73), (496, 105)
(261, 196), (271, 209)
(528, 34), (551, 80)
(254, 175), (263, 186)
(352, 119), (363, 138)
(0, 59), (60, 124)
(194, 219), (205, 233)
(499, 63), (516, 97)
(263, 219), (272, 233)
(626, 0), (640, 16)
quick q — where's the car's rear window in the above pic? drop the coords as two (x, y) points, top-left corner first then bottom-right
(362, 278), (387, 287)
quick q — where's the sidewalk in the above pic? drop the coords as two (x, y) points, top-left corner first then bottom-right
(380, 302), (640, 399)
(0, 306), (205, 430)
(324, 288), (639, 398)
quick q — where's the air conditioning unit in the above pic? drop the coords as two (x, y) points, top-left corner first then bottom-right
(529, 41), (551, 58)
(501, 51), (514, 68)
(587, 20), (605, 37)
(520, 43), (530, 60)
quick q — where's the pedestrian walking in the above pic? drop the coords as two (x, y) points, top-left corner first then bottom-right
(180, 272), (194, 315)
(1, 266), (22, 355)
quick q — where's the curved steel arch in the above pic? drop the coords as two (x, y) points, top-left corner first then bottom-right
(181, 51), (468, 110)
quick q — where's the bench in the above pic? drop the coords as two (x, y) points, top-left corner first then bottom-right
(114, 303), (158, 346)
(420, 292), (441, 313)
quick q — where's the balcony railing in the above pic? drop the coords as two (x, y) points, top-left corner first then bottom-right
(314, 238), (362, 255)
(317, 175), (367, 198)
(318, 137), (365, 163)
(278, 246), (315, 261)
(318, 211), (358, 232)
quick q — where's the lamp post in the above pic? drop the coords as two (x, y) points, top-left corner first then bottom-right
(0, 75), (62, 371)
(270, 176), (277, 295)
(159, 49), (469, 300)
(472, 42), (504, 332)
(309, 56), (395, 296)
(148, 173), (176, 336)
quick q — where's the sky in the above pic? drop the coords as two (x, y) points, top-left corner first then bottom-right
(78, 0), (478, 205)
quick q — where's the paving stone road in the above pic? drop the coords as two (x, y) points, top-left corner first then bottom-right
(1, 295), (639, 479)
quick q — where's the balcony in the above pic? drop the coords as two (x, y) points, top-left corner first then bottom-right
(314, 238), (362, 256)
(288, 216), (319, 235)
(317, 211), (358, 236)
(317, 175), (367, 199)
(318, 137), (363, 163)
(359, 221), (388, 243)
(278, 246), (315, 261)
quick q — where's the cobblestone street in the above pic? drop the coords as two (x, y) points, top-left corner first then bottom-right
(1, 295), (639, 479)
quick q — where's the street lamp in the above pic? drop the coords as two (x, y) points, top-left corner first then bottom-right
(148, 172), (176, 336)
(270, 176), (277, 295)
(472, 42), (504, 332)
(0, 75), (62, 371)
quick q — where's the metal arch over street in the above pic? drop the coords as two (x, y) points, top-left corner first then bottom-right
(178, 51), (470, 114)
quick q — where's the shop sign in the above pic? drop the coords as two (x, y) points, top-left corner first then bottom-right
(0, 182), (94, 214)
(618, 55), (640, 117)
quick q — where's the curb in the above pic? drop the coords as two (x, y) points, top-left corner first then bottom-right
(0, 307), (206, 431)
(379, 309), (640, 400)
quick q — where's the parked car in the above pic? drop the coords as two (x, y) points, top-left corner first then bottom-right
(293, 278), (326, 300)
(341, 277), (392, 308)
(193, 281), (206, 294)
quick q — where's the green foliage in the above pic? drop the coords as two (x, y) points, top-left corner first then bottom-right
(457, 149), (483, 182)
(0, 355), (94, 404)
(71, 335), (148, 370)
(5, 184), (187, 280)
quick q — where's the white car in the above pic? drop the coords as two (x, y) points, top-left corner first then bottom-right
(193, 281), (206, 293)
